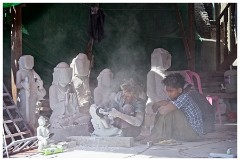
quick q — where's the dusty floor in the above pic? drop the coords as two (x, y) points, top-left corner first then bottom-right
(7, 122), (238, 159)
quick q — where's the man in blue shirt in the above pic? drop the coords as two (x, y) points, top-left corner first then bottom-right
(162, 73), (204, 136)
(141, 73), (204, 143)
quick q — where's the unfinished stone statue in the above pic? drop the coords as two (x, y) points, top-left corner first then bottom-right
(94, 69), (116, 105)
(70, 53), (91, 112)
(89, 105), (122, 137)
(140, 48), (171, 136)
(37, 116), (50, 152)
(16, 55), (46, 131)
(89, 69), (121, 136)
(49, 62), (84, 129)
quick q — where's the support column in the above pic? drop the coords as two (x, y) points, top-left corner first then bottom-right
(188, 3), (195, 71)
(11, 5), (22, 103)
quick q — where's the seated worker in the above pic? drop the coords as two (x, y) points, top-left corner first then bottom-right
(107, 79), (145, 137)
(141, 73), (204, 143)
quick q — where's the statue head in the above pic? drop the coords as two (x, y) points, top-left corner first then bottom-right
(18, 55), (34, 70)
(70, 53), (90, 77)
(151, 48), (171, 71)
(38, 116), (46, 126)
(97, 69), (113, 87)
(52, 62), (72, 87)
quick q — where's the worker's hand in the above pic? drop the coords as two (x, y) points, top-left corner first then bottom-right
(108, 108), (121, 118)
(152, 101), (168, 113)
(158, 102), (176, 115)
(158, 105), (168, 115)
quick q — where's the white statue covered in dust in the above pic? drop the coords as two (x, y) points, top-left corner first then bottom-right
(93, 69), (115, 105)
(16, 55), (46, 130)
(70, 53), (91, 112)
(139, 48), (171, 137)
(89, 69), (122, 136)
(49, 62), (83, 129)
(37, 116), (50, 152)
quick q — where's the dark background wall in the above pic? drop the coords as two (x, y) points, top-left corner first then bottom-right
(3, 3), (202, 97)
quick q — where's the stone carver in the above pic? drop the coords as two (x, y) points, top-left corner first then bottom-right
(107, 79), (145, 137)
(70, 53), (91, 113)
(16, 55), (46, 131)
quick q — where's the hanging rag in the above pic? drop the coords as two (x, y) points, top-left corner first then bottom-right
(88, 7), (105, 42)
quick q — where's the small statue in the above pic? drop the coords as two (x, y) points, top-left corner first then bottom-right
(70, 53), (91, 112)
(49, 62), (83, 129)
(37, 116), (50, 152)
(16, 55), (46, 131)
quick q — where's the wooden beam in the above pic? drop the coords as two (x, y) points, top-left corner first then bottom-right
(174, 4), (192, 70)
(11, 5), (22, 103)
(216, 3), (234, 70)
(188, 3), (195, 71)
(216, 3), (231, 22)
(223, 11), (229, 59)
(219, 44), (237, 70)
(216, 20), (221, 70)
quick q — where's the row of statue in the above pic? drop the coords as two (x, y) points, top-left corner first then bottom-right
(16, 53), (91, 128)
(16, 48), (172, 151)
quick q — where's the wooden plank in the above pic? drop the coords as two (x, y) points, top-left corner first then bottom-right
(174, 4), (192, 70)
(188, 3), (195, 71)
(11, 5), (23, 103)
(4, 104), (25, 139)
(216, 3), (232, 22)
(3, 122), (15, 142)
(5, 131), (31, 139)
(3, 93), (9, 96)
(4, 118), (23, 124)
(223, 11), (229, 59)
(216, 20), (221, 70)
(219, 45), (237, 70)
(5, 105), (17, 110)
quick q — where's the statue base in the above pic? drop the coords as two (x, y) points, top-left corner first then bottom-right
(67, 136), (134, 147)
(50, 124), (90, 142)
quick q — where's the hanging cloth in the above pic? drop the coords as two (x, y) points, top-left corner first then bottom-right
(88, 7), (105, 42)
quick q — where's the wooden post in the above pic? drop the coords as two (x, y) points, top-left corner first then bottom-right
(11, 5), (22, 103)
(215, 3), (232, 70)
(216, 20), (221, 71)
(188, 3), (195, 71)
(174, 4), (192, 70)
(223, 11), (229, 59)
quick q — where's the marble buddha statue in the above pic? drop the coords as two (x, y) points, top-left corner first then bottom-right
(70, 53), (91, 112)
(16, 55), (46, 131)
(49, 62), (83, 129)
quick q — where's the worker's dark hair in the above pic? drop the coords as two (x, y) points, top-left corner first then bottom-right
(120, 79), (136, 93)
(162, 73), (185, 89)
